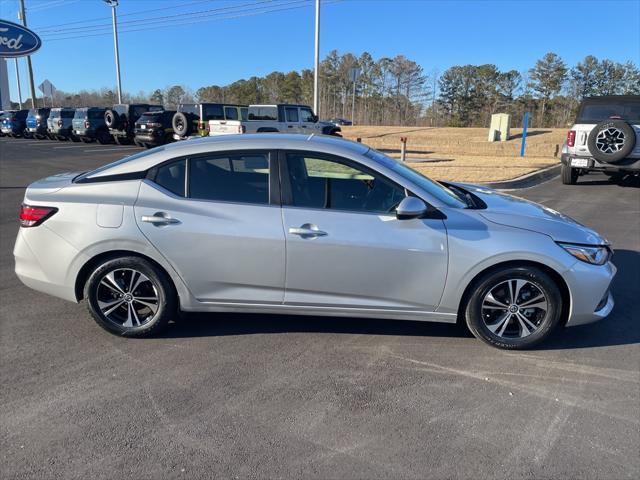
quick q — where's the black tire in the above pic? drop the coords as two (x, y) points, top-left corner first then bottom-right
(96, 129), (112, 145)
(587, 120), (635, 163)
(55, 135), (67, 141)
(464, 265), (563, 350)
(84, 256), (177, 337)
(81, 137), (93, 143)
(70, 133), (81, 142)
(172, 112), (192, 137)
(561, 164), (578, 185)
(104, 109), (121, 129)
(114, 136), (130, 145)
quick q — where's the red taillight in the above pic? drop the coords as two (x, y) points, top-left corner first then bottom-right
(57, 119), (63, 127)
(567, 130), (576, 147)
(84, 120), (91, 129)
(19, 205), (57, 227)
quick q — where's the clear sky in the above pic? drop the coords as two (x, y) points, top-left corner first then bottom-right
(2, 0), (639, 102)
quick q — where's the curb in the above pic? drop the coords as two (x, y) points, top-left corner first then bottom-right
(479, 164), (561, 190)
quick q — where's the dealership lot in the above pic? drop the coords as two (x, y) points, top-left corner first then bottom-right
(0, 138), (638, 479)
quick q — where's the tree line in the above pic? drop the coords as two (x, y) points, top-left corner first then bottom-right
(17, 51), (639, 128)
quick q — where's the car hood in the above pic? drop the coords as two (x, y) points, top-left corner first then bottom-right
(455, 183), (608, 245)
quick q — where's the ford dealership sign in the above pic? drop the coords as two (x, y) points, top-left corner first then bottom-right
(0, 19), (41, 58)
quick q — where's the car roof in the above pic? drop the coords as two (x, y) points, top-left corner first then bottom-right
(582, 95), (640, 103)
(84, 134), (370, 179)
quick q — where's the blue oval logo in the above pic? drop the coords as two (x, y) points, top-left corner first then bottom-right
(0, 19), (42, 58)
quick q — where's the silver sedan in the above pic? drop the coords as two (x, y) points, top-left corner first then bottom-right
(14, 134), (616, 349)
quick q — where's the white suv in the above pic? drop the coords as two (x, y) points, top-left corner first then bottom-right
(561, 95), (640, 184)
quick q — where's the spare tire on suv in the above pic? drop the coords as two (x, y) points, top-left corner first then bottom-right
(104, 109), (121, 129)
(172, 112), (193, 138)
(587, 119), (636, 163)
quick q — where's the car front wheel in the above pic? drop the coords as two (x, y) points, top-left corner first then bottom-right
(84, 256), (177, 337)
(464, 266), (563, 349)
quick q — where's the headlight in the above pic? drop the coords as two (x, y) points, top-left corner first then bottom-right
(557, 242), (610, 265)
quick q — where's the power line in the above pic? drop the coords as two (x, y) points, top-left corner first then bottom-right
(41, 0), (340, 42)
(33, 0), (228, 30)
(39, 0), (281, 34)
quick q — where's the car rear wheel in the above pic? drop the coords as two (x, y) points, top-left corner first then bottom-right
(561, 164), (578, 185)
(96, 130), (112, 144)
(464, 266), (563, 349)
(84, 256), (177, 337)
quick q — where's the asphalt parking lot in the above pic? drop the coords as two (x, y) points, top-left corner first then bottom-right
(1, 137), (639, 480)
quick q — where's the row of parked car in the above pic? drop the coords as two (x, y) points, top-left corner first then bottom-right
(0, 103), (344, 148)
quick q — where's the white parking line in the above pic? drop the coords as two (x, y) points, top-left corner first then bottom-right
(53, 145), (87, 149)
(84, 147), (140, 153)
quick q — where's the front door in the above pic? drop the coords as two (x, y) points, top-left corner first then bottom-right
(280, 151), (448, 311)
(135, 150), (285, 304)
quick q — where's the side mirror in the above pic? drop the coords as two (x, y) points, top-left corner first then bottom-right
(311, 114), (319, 123)
(396, 196), (428, 220)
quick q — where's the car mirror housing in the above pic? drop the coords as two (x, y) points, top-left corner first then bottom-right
(396, 196), (428, 220)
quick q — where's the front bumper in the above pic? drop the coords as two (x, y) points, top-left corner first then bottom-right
(561, 153), (640, 172)
(563, 259), (617, 326)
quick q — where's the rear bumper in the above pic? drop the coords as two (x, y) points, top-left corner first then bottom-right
(562, 259), (617, 327)
(561, 153), (640, 172)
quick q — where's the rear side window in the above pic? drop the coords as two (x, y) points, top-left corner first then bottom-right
(62, 110), (75, 118)
(285, 107), (299, 122)
(248, 106), (277, 121)
(224, 107), (238, 120)
(241, 108), (248, 121)
(203, 105), (224, 120)
(154, 160), (186, 197)
(189, 153), (269, 204)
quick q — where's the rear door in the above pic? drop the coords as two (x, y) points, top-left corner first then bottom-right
(284, 107), (301, 132)
(135, 150), (286, 304)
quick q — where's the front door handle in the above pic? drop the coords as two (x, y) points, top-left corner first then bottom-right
(288, 223), (327, 238)
(141, 212), (180, 226)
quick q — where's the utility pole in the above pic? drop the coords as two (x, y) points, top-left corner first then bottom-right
(18, 0), (37, 108)
(13, 59), (23, 109)
(104, 0), (123, 103)
(313, 0), (320, 115)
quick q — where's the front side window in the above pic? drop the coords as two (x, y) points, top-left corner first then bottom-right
(299, 108), (315, 123)
(241, 107), (248, 121)
(189, 153), (269, 204)
(285, 153), (405, 213)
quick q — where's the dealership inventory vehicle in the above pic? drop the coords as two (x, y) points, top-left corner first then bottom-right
(25, 108), (51, 139)
(14, 135), (615, 350)
(134, 110), (176, 148)
(72, 107), (110, 144)
(561, 95), (640, 184)
(172, 103), (247, 140)
(0, 109), (28, 137)
(0, 110), (16, 136)
(47, 107), (78, 141)
(104, 103), (162, 144)
(208, 104), (341, 136)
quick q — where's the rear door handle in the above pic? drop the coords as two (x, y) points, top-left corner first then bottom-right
(288, 224), (327, 238)
(141, 212), (180, 226)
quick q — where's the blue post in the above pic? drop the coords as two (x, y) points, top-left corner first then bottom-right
(520, 112), (529, 157)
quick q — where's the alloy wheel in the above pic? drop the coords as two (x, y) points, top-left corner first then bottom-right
(595, 127), (625, 154)
(96, 268), (159, 328)
(481, 279), (549, 339)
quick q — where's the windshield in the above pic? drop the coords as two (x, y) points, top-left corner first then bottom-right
(364, 148), (466, 208)
(578, 100), (640, 123)
(74, 147), (165, 182)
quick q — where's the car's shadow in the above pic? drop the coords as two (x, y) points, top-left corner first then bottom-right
(576, 174), (640, 188)
(160, 249), (640, 350)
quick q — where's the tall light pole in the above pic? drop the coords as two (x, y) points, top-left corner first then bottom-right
(14, 59), (23, 109)
(313, 0), (320, 115)
(104, 0), (123, 103)
(18, 0), (37, 108)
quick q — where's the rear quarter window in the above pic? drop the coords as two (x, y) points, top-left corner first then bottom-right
(248, 106), (277, 121)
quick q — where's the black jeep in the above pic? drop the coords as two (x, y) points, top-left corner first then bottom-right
(134, 110), (177, 149)
(104, 104), (163, 145)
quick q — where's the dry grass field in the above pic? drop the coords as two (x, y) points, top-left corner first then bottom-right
(340, 126), (567, 182)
